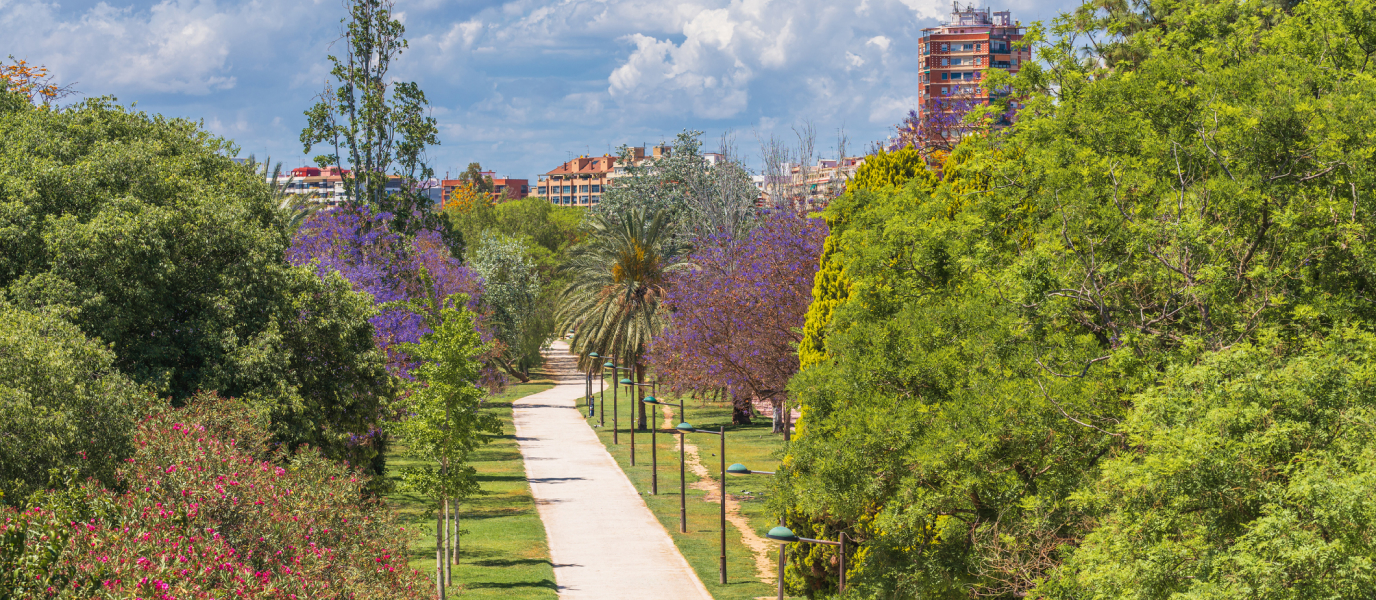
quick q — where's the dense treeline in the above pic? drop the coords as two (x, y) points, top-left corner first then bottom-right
(0, 91), (393, 493)
(779, 0), (1376, 597)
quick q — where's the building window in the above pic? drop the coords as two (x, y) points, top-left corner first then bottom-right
(579, 185), (589, 193)
(591, 184), (601, 192)
(962, 43), (974, 50)
(562, 185), (571, 193)
(941, 72), (949, 80)
(941, 58), (949, 66)
(975, 43), (982, 51)
(941, 43), (949, 51)
(581, 195), (590, 203)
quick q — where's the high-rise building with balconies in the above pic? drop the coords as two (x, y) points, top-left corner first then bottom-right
(916, 4), (1030, 149)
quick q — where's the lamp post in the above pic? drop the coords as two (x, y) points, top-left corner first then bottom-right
(676, 422), (727, 584)
(608, 362), (619, 444)
(621, 378), (654, 466)
(619, 377), (634, 465)
(766, 526), (848, 594)
(587, 352), (599, 418)
(601, 361), (615, 427)
(642, 396), (675, 495)
(729, 464), (783, 600)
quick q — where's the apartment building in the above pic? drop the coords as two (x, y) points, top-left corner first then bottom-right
(916, 4), (1029, 147)
(535, 145), (670, 207)
(761, 156), (866, 207)
(275, 166), (415, 204)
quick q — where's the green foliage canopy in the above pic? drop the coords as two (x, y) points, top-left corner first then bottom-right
(0, 305), (148, 504)
(0, 91), (393, 474)
(778, 0), (1376, 596)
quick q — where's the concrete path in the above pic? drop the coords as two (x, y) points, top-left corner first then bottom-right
(513, 342), (714, 600)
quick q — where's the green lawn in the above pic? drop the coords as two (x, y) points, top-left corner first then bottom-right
(580, 382), (798, 600)
(385, 377), (556, 598)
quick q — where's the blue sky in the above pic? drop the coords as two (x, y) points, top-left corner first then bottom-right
(5, 0), (1079, 180)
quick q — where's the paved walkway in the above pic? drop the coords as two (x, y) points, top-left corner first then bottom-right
(513, 342), (714, 600)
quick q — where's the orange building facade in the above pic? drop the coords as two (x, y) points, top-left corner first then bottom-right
(533, 146), (669, 207)
(917, 4), (1029, 146)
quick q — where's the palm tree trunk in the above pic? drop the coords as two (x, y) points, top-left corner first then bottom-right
(636, 363), (648, 430)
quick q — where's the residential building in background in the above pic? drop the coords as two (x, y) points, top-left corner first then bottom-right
(760, 156), (865, 208)
(535, 145), (669, 207)
(492, 177), (529, 199)
(915, 4), (1028, 149)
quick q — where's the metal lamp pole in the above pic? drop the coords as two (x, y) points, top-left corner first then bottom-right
(729, 464), (782, 599)
(610, 362), (619, 444)
(676, 422), (727, 584)
(586, 352), (598, 417)
(601, 361), (614, 427)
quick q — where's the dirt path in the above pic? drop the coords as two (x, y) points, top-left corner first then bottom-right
(513, 342), (713, 600)
(661, 405), (778, 585)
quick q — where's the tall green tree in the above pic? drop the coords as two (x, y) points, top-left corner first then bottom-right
(470, 231), (545, 381)
(390, 290), (500, 597)
(0, 90), (393, 477)
(776, 0), (1376, 596)
(301, 0), (457, 252)
(557, 207), (689, 428)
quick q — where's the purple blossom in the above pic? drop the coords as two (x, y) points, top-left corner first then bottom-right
(287, 207), (487, 381)
(650, 210), (826, 406)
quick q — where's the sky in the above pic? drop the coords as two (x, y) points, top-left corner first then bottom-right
(3, 0), (1080, 181)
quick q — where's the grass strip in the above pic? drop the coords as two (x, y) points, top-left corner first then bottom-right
(579, 383), (797, 600)
(386, 377), (557, 598)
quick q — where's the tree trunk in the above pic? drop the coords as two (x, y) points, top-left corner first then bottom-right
(783, 397), (792, 442)
(493, 356), (531, 383)
(770, 395), (783, 434)
(435, 504), (445, 599)
(731, 392), (753, 425)
(636, 364), (648, 430)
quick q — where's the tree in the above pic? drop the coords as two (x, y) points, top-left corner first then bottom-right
(0, 56), (77, 107)
(470, 231), (545, 381)
(458, 162), (494, 194)
(390, 292), (501, 597)
(301, 0), (458, 252)
(288, 207), (487, 383)
(775, 0), (1376, 595)
(598, 130), (759, 244)
(0, 305), (150, 505)
(650, 210), (826, 428)
(558, 207), (690, 429)
(0, 90), (394, 476)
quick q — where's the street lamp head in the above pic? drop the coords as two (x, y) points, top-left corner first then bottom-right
(675, 422), (694, 432)
(589, 352), (599, 358)
(603, 362), (615, 368)
(619, 378), (633, 384)
(642, 396), (663, 404)
(766, 526), (800, 543)
(727, 463), (751, 476)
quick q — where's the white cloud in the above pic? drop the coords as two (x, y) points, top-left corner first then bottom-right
(0, 0), (312, 94)
(3, 0), (1081, 180)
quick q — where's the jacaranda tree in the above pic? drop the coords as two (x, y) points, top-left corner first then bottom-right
(650, 210), (826, 428)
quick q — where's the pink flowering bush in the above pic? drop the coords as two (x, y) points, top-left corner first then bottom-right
(0, 394), (426, 599)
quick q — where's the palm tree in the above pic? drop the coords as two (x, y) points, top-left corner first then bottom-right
(242, 155), (320, 232)
(557, 207), (690, 429)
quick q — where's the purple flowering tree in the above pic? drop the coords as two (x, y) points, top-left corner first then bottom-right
(649, 210), (827, 429)
(287, 207), (499, 387)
